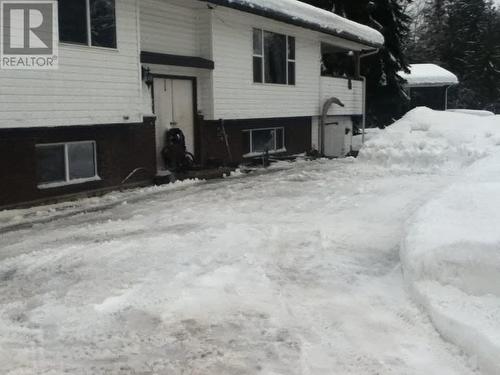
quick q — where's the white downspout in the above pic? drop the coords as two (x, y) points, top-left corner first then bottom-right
(359, 49), (380, 144)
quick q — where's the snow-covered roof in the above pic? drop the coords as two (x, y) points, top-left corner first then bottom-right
(399, 64), (459, 87)
(202, 0), (384, 48)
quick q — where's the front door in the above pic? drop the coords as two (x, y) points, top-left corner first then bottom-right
(153, 78), (195, 171)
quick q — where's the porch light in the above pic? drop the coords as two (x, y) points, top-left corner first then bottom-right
(142, 67), (154, 87)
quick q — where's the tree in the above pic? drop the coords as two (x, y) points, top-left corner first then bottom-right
(302, 0), (413, 126)
(408, 0), (500, 109)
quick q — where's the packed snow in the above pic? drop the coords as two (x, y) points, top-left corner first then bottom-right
(399, 64), (459, 87)
(209, 0), (384, 47)
(1, 107), (499, 374)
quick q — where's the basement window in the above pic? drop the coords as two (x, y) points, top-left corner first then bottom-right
(36, 141), (99, 188)
(59, 0), (117, 48)
(253, 29), (295, 85)
(244, 128), (286, 156)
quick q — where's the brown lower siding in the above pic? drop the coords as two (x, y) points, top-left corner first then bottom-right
(201, 116), (312, 166)
(0, 119), (156, 208)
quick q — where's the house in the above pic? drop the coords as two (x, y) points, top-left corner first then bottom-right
(0, 0), (383, 208)
(399, 64), (459, 111)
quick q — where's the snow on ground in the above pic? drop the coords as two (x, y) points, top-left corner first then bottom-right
(359, 107), (500, 172)
(1, 107), (499, 374)
(402, 152), (500, 375)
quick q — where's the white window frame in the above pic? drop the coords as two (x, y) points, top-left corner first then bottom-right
(36, 140), (100, 189)
(253, 28), (295, 86)
(59, 0), (118, 50)
(243, 127), (286, 157)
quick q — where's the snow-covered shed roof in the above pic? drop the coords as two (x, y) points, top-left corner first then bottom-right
(399, 64), (459, 88)
(201, 0), (384, 49)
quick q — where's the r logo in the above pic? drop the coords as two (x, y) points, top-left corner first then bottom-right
(0, 0), (58, 69)
(2, 2), (53, 54)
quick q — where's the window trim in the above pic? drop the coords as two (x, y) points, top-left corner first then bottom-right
(243, 127), (287, 157)
(36, 141), (100, 189)
(253, 28), (295, 86)
(59, 0), (118, 50)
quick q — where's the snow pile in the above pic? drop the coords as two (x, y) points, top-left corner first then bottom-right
(399, 64), (459, 87)
(359, 107), (500, 172)
(402, 152), (500, 375)
(210, 0), (384, 47)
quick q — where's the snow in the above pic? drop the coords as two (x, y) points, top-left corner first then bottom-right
(211, 0), (384, 47)
(358, 107), (500, 172)
(447, 109), (495, 117)
(2, 107), (500, 374)
(399, 64), (459, 87)
(402, 153), (500, 375)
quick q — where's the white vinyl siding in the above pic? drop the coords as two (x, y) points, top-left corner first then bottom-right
(211, 7), (321, 120)
(210, 6), (368, 121)
(320, 76), (364, 116)
(140, 0), (214, 119)
(0, 0), (142, 129)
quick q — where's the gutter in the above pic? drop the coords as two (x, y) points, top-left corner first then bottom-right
(201, 0), (384, 49)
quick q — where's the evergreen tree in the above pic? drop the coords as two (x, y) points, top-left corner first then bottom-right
(302, 0), (413, 126)
(409, 0), (500, 109)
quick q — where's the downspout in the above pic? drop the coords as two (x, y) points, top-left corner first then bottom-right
(359, 49), (379, 144)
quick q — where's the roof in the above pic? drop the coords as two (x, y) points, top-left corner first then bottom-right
(201, 0), (384, 49)
(399, 64), (459, 87)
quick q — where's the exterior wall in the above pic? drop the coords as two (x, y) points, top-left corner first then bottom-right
(202, 117), (312, 165)
(211, 6), (321, 120)
(320, 77), (364, 116)
(210, 7), (367, 121)
(140, 0), (214, 119)
(0, 0), (143, 129)
(0, 120), (156, 208)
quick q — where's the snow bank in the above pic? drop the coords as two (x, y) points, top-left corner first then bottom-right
(402, 153), (500, 374)
(209, 0), (384, 47)
(359, 107), (500, 172)
(359, 107), (500, 373)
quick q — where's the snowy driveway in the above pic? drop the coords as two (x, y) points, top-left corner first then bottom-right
(0, 160), (476, 374)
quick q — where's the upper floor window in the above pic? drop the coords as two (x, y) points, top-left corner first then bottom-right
(253, 29), (295, 85)
(59, 0), (117, 48)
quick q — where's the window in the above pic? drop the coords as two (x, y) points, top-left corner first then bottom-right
(245, 128), (285, 156)
(36, 141), (99, 187)
(59, 0), (117, 48)
(253, 29), (295, 85)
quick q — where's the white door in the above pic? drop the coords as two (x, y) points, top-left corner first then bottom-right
(324, 117), (347, 158)
(153, 78), (195, 171)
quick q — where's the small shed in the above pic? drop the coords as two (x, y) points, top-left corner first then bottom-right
(399, 64), (459, 111)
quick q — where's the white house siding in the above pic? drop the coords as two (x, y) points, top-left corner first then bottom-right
(210, 7), (321, 120)
(209, 6), (369, 121)
(319, 77), (363, 116)
(0, 0), (143, 129)
(140, 0), (214, 119)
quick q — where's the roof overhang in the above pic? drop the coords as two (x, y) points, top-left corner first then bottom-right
(199, 0), (384, 49)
